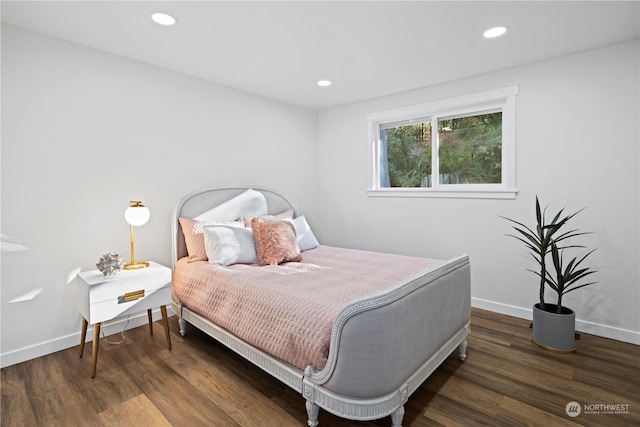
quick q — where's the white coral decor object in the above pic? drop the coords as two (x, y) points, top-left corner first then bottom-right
(96, 252), (124, 276)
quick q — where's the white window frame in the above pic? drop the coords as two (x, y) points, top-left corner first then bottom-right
(367, 86), (519, 199)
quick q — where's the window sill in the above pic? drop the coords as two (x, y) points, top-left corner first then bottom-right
(367, 188), (518, 200)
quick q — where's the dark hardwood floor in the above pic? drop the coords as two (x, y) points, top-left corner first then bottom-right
(2, 308), (639, 426)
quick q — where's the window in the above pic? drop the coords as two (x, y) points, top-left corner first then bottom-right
(368, 86), (518, 199)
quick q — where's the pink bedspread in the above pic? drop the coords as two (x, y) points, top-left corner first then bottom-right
(173, 245), (444, 371)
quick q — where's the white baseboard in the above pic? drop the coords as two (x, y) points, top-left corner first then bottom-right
(0, 306), (174, 369)
(472, 297), (640, 346)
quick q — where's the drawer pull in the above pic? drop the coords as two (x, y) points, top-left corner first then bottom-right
(118, 290), (145, 304)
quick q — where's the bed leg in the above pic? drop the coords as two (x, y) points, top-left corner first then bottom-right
(305, 401), (319, 427)
(178, 317), (187, 337)
(458, 339), (468, 361)
(391, 405), (405, 427)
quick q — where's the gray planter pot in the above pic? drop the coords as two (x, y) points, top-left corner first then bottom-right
(531, 303), (576, 352)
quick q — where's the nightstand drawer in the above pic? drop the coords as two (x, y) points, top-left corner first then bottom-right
(89, 283), (171, 324)
(77, 261), (172, 324)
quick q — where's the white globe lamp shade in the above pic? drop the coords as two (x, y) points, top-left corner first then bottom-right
(125, 203), (150, 226)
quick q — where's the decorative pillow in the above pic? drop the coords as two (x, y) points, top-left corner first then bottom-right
(240, 209), (294, 227)
(203, 226), (257, 266)
(251, 218), (302, 266)
(179, 217), (244, 262)
(293, 216), (320, 252)
(194, 189), (268, 222)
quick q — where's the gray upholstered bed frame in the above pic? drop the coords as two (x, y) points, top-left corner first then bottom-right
(171, 186), (471, 426)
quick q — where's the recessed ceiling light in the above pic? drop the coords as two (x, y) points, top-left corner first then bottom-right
(483, 26), (507, 38)
(151, 12), (177, 26)
(317, 80), (332, 87)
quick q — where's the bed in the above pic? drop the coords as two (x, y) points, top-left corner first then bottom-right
(171, 186), (471, 426)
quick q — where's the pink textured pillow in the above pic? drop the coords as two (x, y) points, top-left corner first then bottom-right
(251, 218), (301, 266)
(179, 217), (244, 262)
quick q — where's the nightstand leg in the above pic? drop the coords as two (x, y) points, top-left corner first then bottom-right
(91, 323), (100, 378)
(161, 305), (172, 350)
(79, 317), (88, 357)
(147, 309), (153, 335)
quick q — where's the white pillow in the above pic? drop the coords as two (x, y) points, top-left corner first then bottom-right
(203, 226), (257, 266)
(179, 217), (245, 262)
(239, 208), (294, 227)
(195, 189), (268, 222)
(293, 216), (320, 252)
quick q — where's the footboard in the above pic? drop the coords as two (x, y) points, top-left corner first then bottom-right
(303, 254), (470, 424)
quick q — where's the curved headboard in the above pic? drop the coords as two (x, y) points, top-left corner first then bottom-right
(171, 186), (298, 269)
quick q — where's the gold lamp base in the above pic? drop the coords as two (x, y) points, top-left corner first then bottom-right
(123, 261), (149, 270)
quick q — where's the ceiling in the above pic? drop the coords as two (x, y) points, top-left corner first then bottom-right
(2, 1), (639, 110)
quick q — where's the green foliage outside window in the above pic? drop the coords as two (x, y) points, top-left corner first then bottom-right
(383, 121), (432, 187)
(382, 112), (502, 187)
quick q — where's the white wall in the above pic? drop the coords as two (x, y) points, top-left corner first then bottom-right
(317, 40), (640, 344)
(0, 25), (318, 366)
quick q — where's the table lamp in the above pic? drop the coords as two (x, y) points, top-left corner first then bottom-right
(124, 201), (150, 270)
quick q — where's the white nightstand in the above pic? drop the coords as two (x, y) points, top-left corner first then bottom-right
(76, 261), (172, 377)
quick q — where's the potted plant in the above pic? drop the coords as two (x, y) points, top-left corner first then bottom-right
(501, 197), (597, 352)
